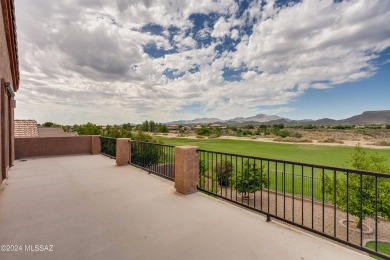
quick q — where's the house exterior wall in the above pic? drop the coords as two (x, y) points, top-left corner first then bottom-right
(0, 0), (19, 183)
(0, 1), (12, 83)
(1, 0), (19, 91)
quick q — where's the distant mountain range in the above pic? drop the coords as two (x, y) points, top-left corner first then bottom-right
(166, 110), (390, 126)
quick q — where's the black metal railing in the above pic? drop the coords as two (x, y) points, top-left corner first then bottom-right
(197, 149), (390, 259)
(130, 141), (175, 181)
(100, 136), (116, 158)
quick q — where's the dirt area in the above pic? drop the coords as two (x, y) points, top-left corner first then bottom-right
(291, 128), (390, 142)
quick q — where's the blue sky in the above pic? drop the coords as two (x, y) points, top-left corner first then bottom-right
(274, 47), (390, 120)
(14, 0), (390, 124)
(290, 55), (390, 120)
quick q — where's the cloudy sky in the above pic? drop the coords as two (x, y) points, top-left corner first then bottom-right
(15, 0), (390, 124)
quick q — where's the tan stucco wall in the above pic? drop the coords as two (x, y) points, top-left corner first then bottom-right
(15, 136), (97, 159)
(0, 1), (13, 85)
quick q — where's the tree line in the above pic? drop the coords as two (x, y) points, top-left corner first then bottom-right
(39, 121), (169, 142)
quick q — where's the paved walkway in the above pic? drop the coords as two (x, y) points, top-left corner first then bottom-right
(0, 155), (370, 259)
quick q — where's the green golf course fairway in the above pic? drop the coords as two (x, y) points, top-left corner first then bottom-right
(157, 137), (390, 168)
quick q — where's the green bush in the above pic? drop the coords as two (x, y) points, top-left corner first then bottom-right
(290, 132), (302, 138)
(199, 160), (218, 192)
(75, 122), (101, 135)
(275, 130), (290, 138)
(214, 160), (234, 186)
(274, 130), (302, 139)
(199, 159), (207, 189)
(232, 161), (269, 198)
(212, 128), (222, 137)
(324, 145), (390, 228)
(332, 125), (353, 130)
(130, 131), (162, 168)
(43, 122), (54, 127)
(132, 131), (159, 142)
(100, 137), (116, 157)
(242, 130), (252, 136)
(131, 141), (159, 168)
(197, 127), (211, 136)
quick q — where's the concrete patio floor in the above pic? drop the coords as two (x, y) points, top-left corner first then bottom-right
(0, 155), (370, 260)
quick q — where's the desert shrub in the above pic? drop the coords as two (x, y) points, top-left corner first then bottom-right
(302, 124), (317, 129)
(263, 129), (271, 135)
(242, 130), (253, 136)
(273, 137), (312, 143)
(274, 129), (302, 139)
(332, 125), (353, 130)
(290, 132), (302, 138)
(319, 138), (344, 144)
(364, 124), (382, 129)
(273, 124), (284, 129)
(235, 129), (243, 137)
(372, 140), (390, 146)
(196, 135), (206, 139)
(275, 129), (291, 138)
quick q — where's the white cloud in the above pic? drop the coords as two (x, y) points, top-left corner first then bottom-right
(211, 17), (231, 38)
(231, 29), (239, 40)
(231, 0), (390, 90)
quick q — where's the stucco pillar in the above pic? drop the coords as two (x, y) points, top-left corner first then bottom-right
(116, 138), (131, 166)
(174, 146), (199, 195)
(91, 135), (101, 154)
